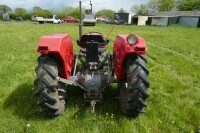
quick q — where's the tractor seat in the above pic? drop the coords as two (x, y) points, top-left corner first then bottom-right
(80, 47), (106, 54)
(77, 32), (109, 47)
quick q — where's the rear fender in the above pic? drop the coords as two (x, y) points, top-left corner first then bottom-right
(113, 34), (147, 81)
(37, 34), (74, 79)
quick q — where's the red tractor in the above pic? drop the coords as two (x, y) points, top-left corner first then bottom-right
(34, 1), (149, 117)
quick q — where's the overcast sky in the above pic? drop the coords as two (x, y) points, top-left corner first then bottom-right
(1, 0), (148, 12)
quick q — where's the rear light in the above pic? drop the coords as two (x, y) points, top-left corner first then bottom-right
(38, 46), (49, 50)
(135, 47), (145, 52)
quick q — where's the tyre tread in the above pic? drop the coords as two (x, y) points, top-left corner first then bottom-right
(34, 55), (68, 116)
(119, 55), (150, 118)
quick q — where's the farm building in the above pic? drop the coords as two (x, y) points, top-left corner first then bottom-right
(149, 11), (200, 27)
(149, 16), (178, 26)
(114, 13), (132, 24)
(132, 16), (138, 25)
(131, 15), (178, 26)
(138, 16), (148, 26)
(178, 16), (200, 27)
(2, 12), (10, 21)
(131, 16), (149, 26)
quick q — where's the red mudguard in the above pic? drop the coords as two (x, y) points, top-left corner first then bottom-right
(37, 34), (74, 79)
(113, 34), (147, 81)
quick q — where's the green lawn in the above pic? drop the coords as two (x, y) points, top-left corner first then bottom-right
(0, 21), (199, 133)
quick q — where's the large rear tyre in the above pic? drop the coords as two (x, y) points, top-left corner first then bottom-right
(119, 55), (150, 118)
(34, 55), (68, 116)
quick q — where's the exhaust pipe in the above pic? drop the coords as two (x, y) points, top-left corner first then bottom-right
(79, 1), (82, 40)
(90, 0), (92, 13)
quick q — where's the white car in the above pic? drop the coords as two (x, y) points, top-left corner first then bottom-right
(53, 17), (61, 24)
(83, 14), (96, 26)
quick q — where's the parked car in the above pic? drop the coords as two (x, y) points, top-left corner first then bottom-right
(83, 14), (96, 26)
(106, 19), (119, 24)
(61, 16), (79, 23)
(96, 16), (105, 21)
(117, 19), (126, 24)
(16, 17), (23, 21)
(106, 19), (126, 25)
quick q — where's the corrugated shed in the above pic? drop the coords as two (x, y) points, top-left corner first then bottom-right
(178, 16), (200, 27)
(149, 11), (200, 27)
(151, 17), (169, 26)
(149, 11), (200, 17)
(138, 16), (148, 26)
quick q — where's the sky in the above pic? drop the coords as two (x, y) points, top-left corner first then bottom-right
(0, 0), (148, 12)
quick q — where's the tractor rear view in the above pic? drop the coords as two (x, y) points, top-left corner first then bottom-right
(34, 1), (149, 118)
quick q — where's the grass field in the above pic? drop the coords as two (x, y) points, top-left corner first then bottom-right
(0, 21), (199, 133)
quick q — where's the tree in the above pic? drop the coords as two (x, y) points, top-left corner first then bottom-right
(132, 0), (176, 15)
(147, 0), (159, 14)
(69, 7), (81, 18)
(131, 5), (139, 14)
(56, 6), (85, 18)
(176, 0), (200, 11)
(32, 6), (53, 18)
(15, 8), (28, 19)
(95, 9), (115, 19)
(33, 6), (42, 12)
(0, 5), (12, 14)
(118, 8), (126, 13)
(33, 9), (52, 17)
(15, 8), (27, 16)
(61, 6), (75, 16)
(131, 4), (148, 15)
(158, 0), (176, 11)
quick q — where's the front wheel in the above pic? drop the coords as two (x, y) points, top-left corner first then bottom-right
(119, 55), (150, 118)
(34, 55), (68, 116)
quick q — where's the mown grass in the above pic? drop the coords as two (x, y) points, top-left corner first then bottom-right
(0, 21), (199, 133)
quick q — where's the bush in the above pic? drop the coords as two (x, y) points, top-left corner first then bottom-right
(0, 14), (2, 20)
(9, 13), (15, 20)
(54, 12), (66, 19)
(33, 10), (52, 18)
(96, 20), (105, 24)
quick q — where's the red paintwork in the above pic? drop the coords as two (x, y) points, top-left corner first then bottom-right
(61, 16), (79, 23)
(37, 34), (74, 79)
(113, 34), (147, 81)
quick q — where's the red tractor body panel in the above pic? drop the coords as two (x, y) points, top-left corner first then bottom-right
(37, 34), (74, 79)
(113, 34), (147, 81)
